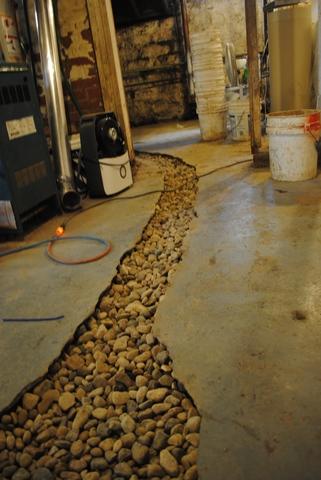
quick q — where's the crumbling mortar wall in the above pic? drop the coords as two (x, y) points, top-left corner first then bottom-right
(185, 0), (264, 55)
(117, 16), (191, 126)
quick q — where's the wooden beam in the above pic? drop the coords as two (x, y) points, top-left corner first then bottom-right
(244, 0), (262, 155)
(87, 0), (135, 160)
(179, 0), (194, 97)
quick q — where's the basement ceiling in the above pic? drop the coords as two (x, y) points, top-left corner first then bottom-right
(112, 0), (174, 28)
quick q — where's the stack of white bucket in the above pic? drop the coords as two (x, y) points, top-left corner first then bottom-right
(190, 31), (227, 141)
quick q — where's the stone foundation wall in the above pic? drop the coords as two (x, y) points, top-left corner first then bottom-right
(185, 0), (264, 55)
(27, 0), (265, 131)
(117, 17), (191, 126)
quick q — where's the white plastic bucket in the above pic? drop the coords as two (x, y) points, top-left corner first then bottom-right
(190, 29), (227, 141)
(228, 99), (250, 141)
(197, 98), (227, 112)
(199, 110), (227, 141)
(267, 109), (321, 181)
(195, 82), (225, 95)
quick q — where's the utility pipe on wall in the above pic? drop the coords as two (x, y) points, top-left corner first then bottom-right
(34, 0), (80, 210)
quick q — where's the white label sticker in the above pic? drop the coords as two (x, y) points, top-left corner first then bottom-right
(0, 201), (16, 229)
(6, 116), (37, 140)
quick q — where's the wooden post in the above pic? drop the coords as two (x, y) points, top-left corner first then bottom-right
(244, 0), (262, 155)
(180, 0), (194, 97)
(87, 0), (135, 160)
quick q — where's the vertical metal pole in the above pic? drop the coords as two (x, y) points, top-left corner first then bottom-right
(34, 0), (80, 210)
(245, 0), (262, 154)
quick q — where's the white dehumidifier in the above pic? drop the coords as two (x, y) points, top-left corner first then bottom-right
(80, 112), (133, 197)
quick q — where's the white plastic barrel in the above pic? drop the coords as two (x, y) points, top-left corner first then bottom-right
(228, 98), (250, 141)
(267, 110), (321, 181)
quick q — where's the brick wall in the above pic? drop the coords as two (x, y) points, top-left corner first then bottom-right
(28, 0), (103, 135)
(57, 0), (103, 134)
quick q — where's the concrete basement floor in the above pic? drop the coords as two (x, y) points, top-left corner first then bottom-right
(2, 118), (321, 479)
(0, 156), (163, 412)
(135, 120), (321, 479)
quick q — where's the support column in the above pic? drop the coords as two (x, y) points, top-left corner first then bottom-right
(245, 0), (262, 155)
(87, 0), (135, 160)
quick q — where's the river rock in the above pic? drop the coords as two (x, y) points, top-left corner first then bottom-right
(66, 354), (85, 371)
(22, 393), (39, 411)
(168, 433), (183, 447)
(159, 374), (173, 387)
(111, 391), (129, 406)
(125, 301), (149, 316)
(90, 457), (108, 471)
(31, 468), (54, 480)
(184, 465), (198, 480)
(136, 375), (148, 388)
(38, 389), (59, 414)
(147, 463), (165, 478)
(146, 388), (168, 403)
(132, 442), (149, 465)
(114, 462), (132, 478)
(160, 448), (179, 476)
(185, 416), (201, 433)
(152, 403), (171, 415)
(92, 408), (108, 420)
(152, 430), (168, 450)
(72, 405), (92, 431)
(181, 449), (198, 469)
(70, 440), (84, 457)
(18, 452), (32, 468)
(83, 474), (99, 480)
(69, 459), (87, 472)
(121, 432), (136, 448)
(59, 392), (76, 412)
(113, 336), (129, 353)
(186, 433), (199, 447)
(120, 413), (136, 433)
(12, 468), (30, 480)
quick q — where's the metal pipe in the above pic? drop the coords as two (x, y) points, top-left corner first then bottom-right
(34, 0), (80, 210)
(225, 43), (239, 87)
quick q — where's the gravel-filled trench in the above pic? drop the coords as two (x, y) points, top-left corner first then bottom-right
(0, 154), (200, 480)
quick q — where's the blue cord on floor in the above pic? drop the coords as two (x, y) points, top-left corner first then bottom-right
(2, 316), (64, 322)
(0, 239), (50, 257)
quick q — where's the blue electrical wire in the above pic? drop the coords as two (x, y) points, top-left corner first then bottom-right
(0, 239), (50, 258)
(2, 316), (64, 323)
